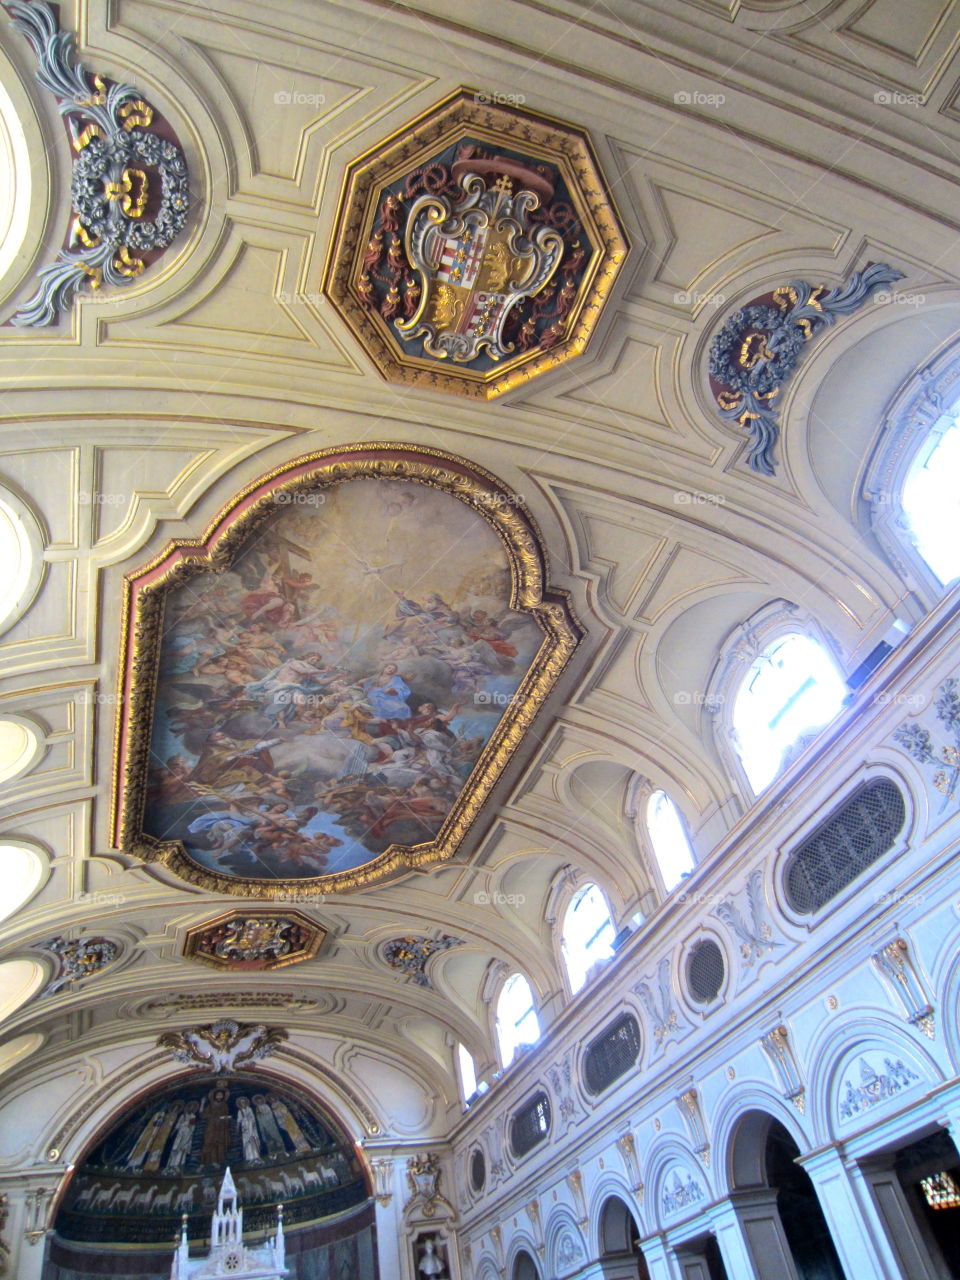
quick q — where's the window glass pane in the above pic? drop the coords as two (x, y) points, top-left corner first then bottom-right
(0, 719), (39, 783)
(0, 844), (44, 923)
(496, 972), (540, 1066)
(0, 958), (44, 1022)
(902, 416), (960, 584)
(457, 1042), (478, 1101)
(733, 633), (846, 792)
(561, 883), (615, 993)
(0, 499), (30, 627)
(647, 791), (695, 890)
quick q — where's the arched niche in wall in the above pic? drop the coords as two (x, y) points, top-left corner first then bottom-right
(49, 1072), (375, 1276)
(511, 1247), (542, 1280)
(727, 1109), (844, 1280)
(598, 1194), (651, 1278)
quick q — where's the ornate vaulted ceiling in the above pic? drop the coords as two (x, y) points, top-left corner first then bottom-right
(1, 0), (959, 1165)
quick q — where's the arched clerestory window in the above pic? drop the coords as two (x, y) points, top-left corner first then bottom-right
(899, 414), (960, 587)
(560, 882), (615, 994)
(646, 790), (696, 891)
(495, 972), (540, 1068)
(864, 342), (960, 606)
(706, 601), (849, 799)
(456, 1041), (480, 1106)
(732, 631), (846, 792)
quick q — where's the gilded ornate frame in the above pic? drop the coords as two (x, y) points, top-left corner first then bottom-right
(322, 88), (629, 398)
(182, 908), (327, 970)
(111, 443), (581, 896)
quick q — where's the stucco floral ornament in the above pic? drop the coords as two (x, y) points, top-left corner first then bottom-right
(894, 675), (960, 807)
(5, 0), (190, 325)
(40, 934), (120, 995)
(708, 262), (903, 474)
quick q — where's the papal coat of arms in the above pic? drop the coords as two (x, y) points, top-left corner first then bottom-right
(324, 91), (628, 397)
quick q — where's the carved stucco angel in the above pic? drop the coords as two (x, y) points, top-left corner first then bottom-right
(158, 1019), (288, 1072)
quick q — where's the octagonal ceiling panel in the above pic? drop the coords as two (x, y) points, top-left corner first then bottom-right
(113, 444), (581, 896)
(182, 910), (326, 970)
(323, 89), (629, 398)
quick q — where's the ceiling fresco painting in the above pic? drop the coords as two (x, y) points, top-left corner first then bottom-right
(114, 446), (581, 896)
(324, 89), (628, 397)
(54, 1074), (366, 1246)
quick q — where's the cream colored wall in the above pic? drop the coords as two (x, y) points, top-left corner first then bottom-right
(0, 0), (959, 1276)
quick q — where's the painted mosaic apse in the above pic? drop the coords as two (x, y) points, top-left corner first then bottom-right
(56, 1075), (365, 1245)
(142, 476), (543, 883)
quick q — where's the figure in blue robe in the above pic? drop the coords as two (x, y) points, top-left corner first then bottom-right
(362, 663), (412, 721)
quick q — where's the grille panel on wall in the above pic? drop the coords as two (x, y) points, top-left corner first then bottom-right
(583, 1012), (641, 1095)
(687, 939), (725, 1004)
(785, 777), (906, 914)
(509, 1091), (551, 1157)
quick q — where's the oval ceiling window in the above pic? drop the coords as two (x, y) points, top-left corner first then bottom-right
(0, 842), (45, 923)
(0, 716), (42, 783)
(0, 1032), (43, 1077)
(0, 958), (45, 1022)
(0, 68), (33, 292)
(0, 492), (44, 634)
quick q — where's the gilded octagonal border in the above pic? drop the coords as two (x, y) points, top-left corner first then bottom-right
(322, 88), (629, 399)
(182, 908), (327, 971)
(111, 442), (582, 898)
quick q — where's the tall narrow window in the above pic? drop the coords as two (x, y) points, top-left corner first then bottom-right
(901, 415), (960, 585)
(733, 633), (846, 792)
(457, 1042), (478, 1103)
(496, 972), (540, 1067)
(561, 883), (615, 993)
(647, 791), (695, 890)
